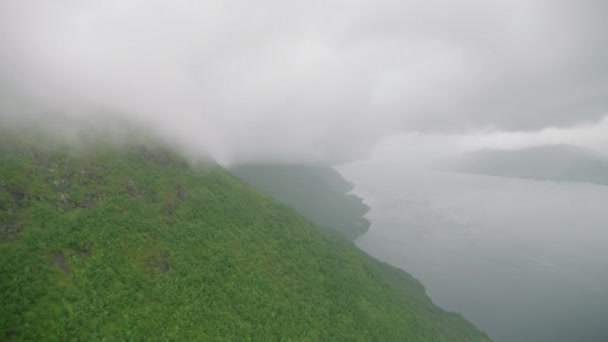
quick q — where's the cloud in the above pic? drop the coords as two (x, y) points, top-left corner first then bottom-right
(0, 0), (606, 164)
(372, 116), (608, 165)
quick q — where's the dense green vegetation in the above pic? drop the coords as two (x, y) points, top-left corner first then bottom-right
(232, 164), (370, 240)
(0, 131), (489, 340)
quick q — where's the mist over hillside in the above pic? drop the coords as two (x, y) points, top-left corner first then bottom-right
(2, 1), (608, 165)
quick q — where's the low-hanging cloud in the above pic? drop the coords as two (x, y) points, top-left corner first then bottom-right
(0, 0), (606, 164)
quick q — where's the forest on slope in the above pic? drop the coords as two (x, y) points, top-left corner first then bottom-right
(0, 130), (489, 341)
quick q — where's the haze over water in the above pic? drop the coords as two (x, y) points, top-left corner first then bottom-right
(338, 162), (608, 342)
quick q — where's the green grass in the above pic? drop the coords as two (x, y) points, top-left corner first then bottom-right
(0, 130), (490, 340)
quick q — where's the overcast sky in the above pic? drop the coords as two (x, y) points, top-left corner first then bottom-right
(0, 0), (606, 164)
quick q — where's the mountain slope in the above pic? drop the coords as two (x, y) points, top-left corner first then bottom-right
(439, 144), (608, 185)
(231, 164), (370, 240)
(0, 131), (489, 341)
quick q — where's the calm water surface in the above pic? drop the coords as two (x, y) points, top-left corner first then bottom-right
(338, 162), (608, 342)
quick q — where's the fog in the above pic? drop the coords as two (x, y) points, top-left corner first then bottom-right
(2, 2), (608, 341)
(1, 0), (607, 164)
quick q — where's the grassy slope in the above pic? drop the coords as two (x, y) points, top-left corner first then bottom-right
(0, 132), (489, 341)
(231, 164), (370, 240)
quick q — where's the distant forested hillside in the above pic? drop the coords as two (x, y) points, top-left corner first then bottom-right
(231, 164), (370, 240)
(1, 130), (489, 341)
(439, 144), (608, 185)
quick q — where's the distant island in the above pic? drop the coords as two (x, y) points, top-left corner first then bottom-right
(438, 144), (608, 185)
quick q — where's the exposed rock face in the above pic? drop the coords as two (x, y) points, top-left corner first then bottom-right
(176, 184), (187, 201)
(0, 219), (20, 241)
(149, 252), (171, 274)
(51, 251), (71, 274)
(138, 145), (171, 166)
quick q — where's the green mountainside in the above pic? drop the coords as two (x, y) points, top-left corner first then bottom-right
(231, 164), (370, 240)
(0, 131), (489, 341)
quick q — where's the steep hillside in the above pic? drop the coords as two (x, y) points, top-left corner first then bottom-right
(438, 144), (608, 185)
(231, 164), (370, 240)
(0, 131), (489, 341)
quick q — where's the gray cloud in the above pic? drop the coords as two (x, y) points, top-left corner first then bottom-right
(0, 0), (606, 164)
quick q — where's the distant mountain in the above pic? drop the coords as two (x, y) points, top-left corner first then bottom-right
(439, 144), (608, 185)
